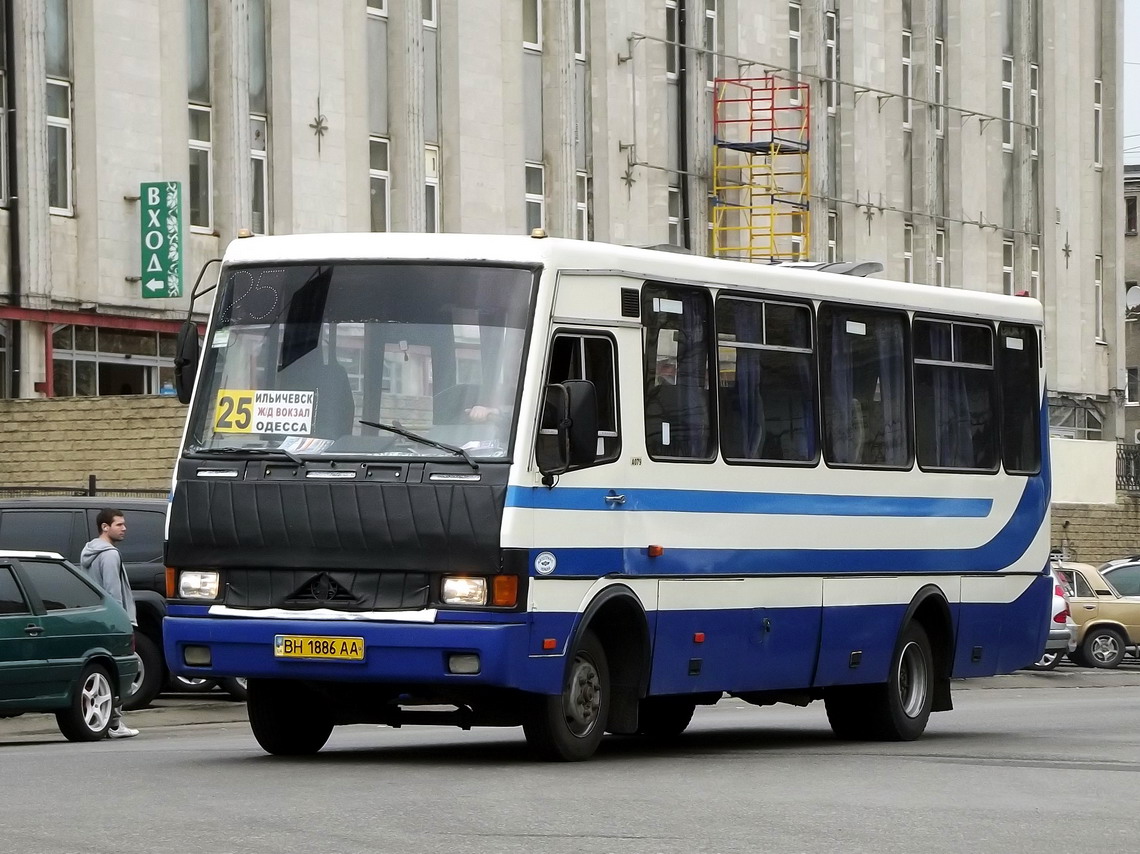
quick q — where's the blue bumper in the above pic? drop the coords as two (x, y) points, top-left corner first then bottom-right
(163, 612), (562, 694)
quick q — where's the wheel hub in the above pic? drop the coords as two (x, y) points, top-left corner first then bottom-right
(563, 658), (602, 737)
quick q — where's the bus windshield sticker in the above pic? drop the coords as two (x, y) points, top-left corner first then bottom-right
(653, 297), (684, 315)
(846, 320), (867, 336)
(1004, 336), (1024, 350)
(211, 328), (232, 348)
(214, 389), (315, 435)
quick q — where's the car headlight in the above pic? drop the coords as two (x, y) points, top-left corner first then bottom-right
(441, 576), (487, 606)
(179, 570), (221, 599)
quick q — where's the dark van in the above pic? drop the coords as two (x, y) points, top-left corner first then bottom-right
(0, 497), (168, 708)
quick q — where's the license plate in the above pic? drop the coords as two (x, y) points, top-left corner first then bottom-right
(274, 635), (365, 661)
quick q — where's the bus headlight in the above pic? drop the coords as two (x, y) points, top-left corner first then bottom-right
(441, 576), (487, 606)
(179, 570), (221, 599)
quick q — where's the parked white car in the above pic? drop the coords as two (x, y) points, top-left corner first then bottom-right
(1025, 565), (1077, 670)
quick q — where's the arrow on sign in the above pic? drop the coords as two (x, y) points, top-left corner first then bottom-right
(144, 280), (166, 293)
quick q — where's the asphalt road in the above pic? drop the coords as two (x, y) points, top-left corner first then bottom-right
(2, 667), (1139, 854)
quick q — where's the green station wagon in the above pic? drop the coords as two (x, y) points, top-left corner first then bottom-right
(0, 550), (138, 741)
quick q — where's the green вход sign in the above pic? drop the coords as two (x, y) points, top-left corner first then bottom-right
(140, 181), (183, 299)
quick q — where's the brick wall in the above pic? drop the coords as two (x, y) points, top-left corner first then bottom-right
(0, 397), (187, 490)
(1051, 498), (1140, 565)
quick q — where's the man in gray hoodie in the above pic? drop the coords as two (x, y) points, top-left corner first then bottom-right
(81, 508), (140, 739)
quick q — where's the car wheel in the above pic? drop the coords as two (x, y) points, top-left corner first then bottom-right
(635, 696), (696, 739)
(123, 632), (165, 711)
(219, 677), (248, 702)
(55, 662), (115, 742)
(1025, 650), (1063, 671)
(168, 675), (219, 694)
(826, 622), (933, 741)
(1082, 627), (1127, 668)
(247, 679), (334, 756)
(523, 630), (609, 761)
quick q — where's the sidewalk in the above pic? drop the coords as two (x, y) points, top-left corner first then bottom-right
(0, 696), (249, 739)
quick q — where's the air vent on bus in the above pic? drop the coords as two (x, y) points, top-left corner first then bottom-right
(621, 288), (640, 318)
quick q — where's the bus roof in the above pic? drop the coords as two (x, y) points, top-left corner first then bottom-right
(221, 232), (1043, 325)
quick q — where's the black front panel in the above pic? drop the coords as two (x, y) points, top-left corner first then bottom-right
(222, 568), (431, 610)
(167, 467), (508, 574)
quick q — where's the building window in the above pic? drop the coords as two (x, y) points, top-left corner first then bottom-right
(903, 224), (913, 282)
(46, 0), (71, 213)
(901, 30), (912, 130)
(1001, 56), (1013, 151)
(51, 326), (178, 398)
(827, 210), (838, 262)
(934, 38), (945, 137)
(46, 80), (72, 215)
(1029, 63), (1039, 156)
(825, 11), (838, 114)
(422, 0), (436, 27)
(574, 0), (586, 60)
(935, 229), (947, 287)
(704, 0), (718, 85)
(1002, 240), (1014, 295)
(187, 0), (212, 231)
(668, 185), (682, 246)
(1030, 244), (1040, 299)
(576, 170), (589, 240)
(250, 115), (268, 234)
(665, 0), (679, 79)
(370, 136), (390, 232)
(1094, 79), (1103, 168)
(188, 105), (213, 230)
(525, 162), (545, 233)
(366, 0), (387, 15)
(523, 0), (541, 50)
(1128, 368), (1139, 406)
(1128, 197), (1138, 235)
(425, 144), (440, 233)
(791, 213), (804, 260)
(1095, 254), (1104, 340)
(788, 2), (801, 102)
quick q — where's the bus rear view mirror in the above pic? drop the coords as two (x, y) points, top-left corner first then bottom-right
(173, 319), (201, 405)
(537, 380), (598, 479)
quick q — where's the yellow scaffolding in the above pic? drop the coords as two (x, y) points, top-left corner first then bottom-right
(712, 76), (811, 262)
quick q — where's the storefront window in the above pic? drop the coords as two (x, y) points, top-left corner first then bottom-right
(50, 324), (178, 397)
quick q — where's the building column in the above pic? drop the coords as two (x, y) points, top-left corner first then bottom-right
(684, 0), (711, 253)
(215, 0), (252, 238)
(541, 0), (576, 237)
(389, 2), (425, 232)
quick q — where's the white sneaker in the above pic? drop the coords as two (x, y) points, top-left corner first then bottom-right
(108, 723), (139, 739)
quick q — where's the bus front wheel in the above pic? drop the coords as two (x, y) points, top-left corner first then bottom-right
(247, 678), (334, 756)
(523, 630), (609, 761)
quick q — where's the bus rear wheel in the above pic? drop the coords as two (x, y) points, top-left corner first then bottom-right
(247, 678), (334, 756)
(825, 622), (933, 742)
(635, 696), (696, 739)
(523, 630), (609, 761)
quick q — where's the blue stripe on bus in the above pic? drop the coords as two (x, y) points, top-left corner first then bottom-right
(506, 486), (993, 518)
(523, 474), (1047, 575)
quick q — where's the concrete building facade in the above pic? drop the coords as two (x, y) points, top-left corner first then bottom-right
(0, 0), (1124, 447)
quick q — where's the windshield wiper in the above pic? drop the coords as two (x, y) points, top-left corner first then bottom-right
(190, 446), (304, 465)
(358, 419), (479, 471)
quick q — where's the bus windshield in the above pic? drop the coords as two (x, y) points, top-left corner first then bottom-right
(185, 262), (535, 460)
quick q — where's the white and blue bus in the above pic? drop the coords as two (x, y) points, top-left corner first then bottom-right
(164, 233), (1051, 760)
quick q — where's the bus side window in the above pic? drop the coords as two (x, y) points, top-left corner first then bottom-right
(914, 318), (998, 471)
(642, 284), (715, 461)
(997, 323), (1041, 474)
(716, 296), (817, 463)
(537, 333), (621, 465)
(819, 305), (911, 468)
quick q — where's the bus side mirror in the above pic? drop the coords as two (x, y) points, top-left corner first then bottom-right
(536, 380), (598, 479)
(173, 319), (201, 405)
